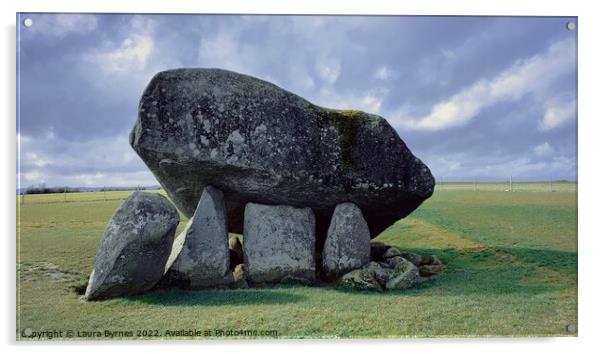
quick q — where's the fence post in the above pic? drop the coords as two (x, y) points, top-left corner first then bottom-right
(64, 186), (67, 202)
(473, 179), (477, 192)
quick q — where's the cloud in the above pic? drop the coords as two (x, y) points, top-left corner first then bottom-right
(86, 16), (155, 74)
(24, 152), (50, 167)
(198, 27), (247, 73)
(390, 37), (576, 131)
(539, 97), (576, 130)
(26, 14), (98, 37)
(374, 66), (392, 80)
(17, 15), (578, 185)
(196, 16), (368, 95)
(313, 87), (389, 114)
(17, 132), (157, 187)
(425, 151), (576, 181)
(315, 57), (341, 84)
(533, 142), (554, 156)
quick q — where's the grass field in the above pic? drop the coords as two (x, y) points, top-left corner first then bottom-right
(16, 182), (577, 339)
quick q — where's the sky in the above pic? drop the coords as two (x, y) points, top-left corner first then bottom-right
(17, 14), (577, 187)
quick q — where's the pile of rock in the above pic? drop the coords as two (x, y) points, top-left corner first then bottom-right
(83, 68), (438, 300)
(337, 242), (444, 292)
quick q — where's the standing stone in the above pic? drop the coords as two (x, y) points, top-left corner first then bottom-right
(243, 203), (316, 284)
(165, 186), (233, 288)
(84, 192), (179, 300)
(322, 203), (371, 279)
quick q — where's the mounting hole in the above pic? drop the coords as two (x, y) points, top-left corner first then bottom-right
(22, 327), (33, 337)
(566, 324), (577, 333)
(23, 18), (33, 28)
(566, 21), (576, 31)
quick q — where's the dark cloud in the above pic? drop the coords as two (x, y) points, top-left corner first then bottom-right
(17, 14), (577, 187)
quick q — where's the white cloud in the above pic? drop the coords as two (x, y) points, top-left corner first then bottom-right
(315, 57), (341, 84)
(24, 152), (50, 167)
(89, 16), (155, 73)
(423, 149), (576, 181)
(20, 171), (45, 185)
(442, 49), (457, 60)
(196, 17), (368, 95)
(18, 132), (157, 188)
(198, 28), (245, 73)
(533, 142), (555, 156)
(390, 38), (576, 131)
(374, 66), (392, 81)
(539, 98), (576, 130)
(27, 14), (98, 37)
(312, 87), (389, 115)
(82, 16), (182, 103)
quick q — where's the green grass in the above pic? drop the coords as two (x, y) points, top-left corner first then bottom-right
(16, 183), (577, 339)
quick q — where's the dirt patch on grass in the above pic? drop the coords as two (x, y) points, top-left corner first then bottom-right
(19, 261), (85, 283)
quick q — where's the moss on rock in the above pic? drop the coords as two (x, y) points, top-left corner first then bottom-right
(317, 109), (375, 169)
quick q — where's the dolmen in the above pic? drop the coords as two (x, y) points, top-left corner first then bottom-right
(83, 68), (437, 300)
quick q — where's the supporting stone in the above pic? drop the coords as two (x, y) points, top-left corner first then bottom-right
(321, 203), (371, 279)
(84, 192), (179, 300)
(243, 203), (316, 284)
(165, 186), (233, 288)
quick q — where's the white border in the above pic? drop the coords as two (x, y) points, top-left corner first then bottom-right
(2, 0), (600, 353)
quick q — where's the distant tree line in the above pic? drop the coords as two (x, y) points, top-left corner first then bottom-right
(22, 184), (159, 195)
(24, 184), (80, 195)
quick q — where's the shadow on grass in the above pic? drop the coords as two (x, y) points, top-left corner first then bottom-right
(337, 245), (577, 298)
(130, 287), (307, 307)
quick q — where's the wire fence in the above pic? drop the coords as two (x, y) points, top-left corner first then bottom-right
(16, 189), (166, 205)
(435, 181), (577, 193)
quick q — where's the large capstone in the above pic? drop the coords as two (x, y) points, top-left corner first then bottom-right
(84, 192), (180, 300)
(164, 186), (233, 288)
(243, 203), (316, 284)
(130, 68), (435, 242)
(322, 203), (371, 279)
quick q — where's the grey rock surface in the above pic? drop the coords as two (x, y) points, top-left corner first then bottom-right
(165, 186), (233, 288)
(399, 252), (423, 266)
(385, 258), (420, 290)
(130, 68), (435, 242)
(243, 203), (316, 284)
(382, 247), (402, 259)
(337, 268), (383, 292)
(228, 235), (243, 271)
(322, 203), (371, 279)
(421, 254), (443, 265)
(232, 264), (248, 289)
(84, 192), (179, 300)
(362, 261), (394, 287)
(229, 234), (243, 257)
(385, 255), (406, 268)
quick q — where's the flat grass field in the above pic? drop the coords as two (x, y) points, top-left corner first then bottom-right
(16, 183), (577, 339)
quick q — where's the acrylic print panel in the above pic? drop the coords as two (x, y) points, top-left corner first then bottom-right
(16, 13), (577, 340)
